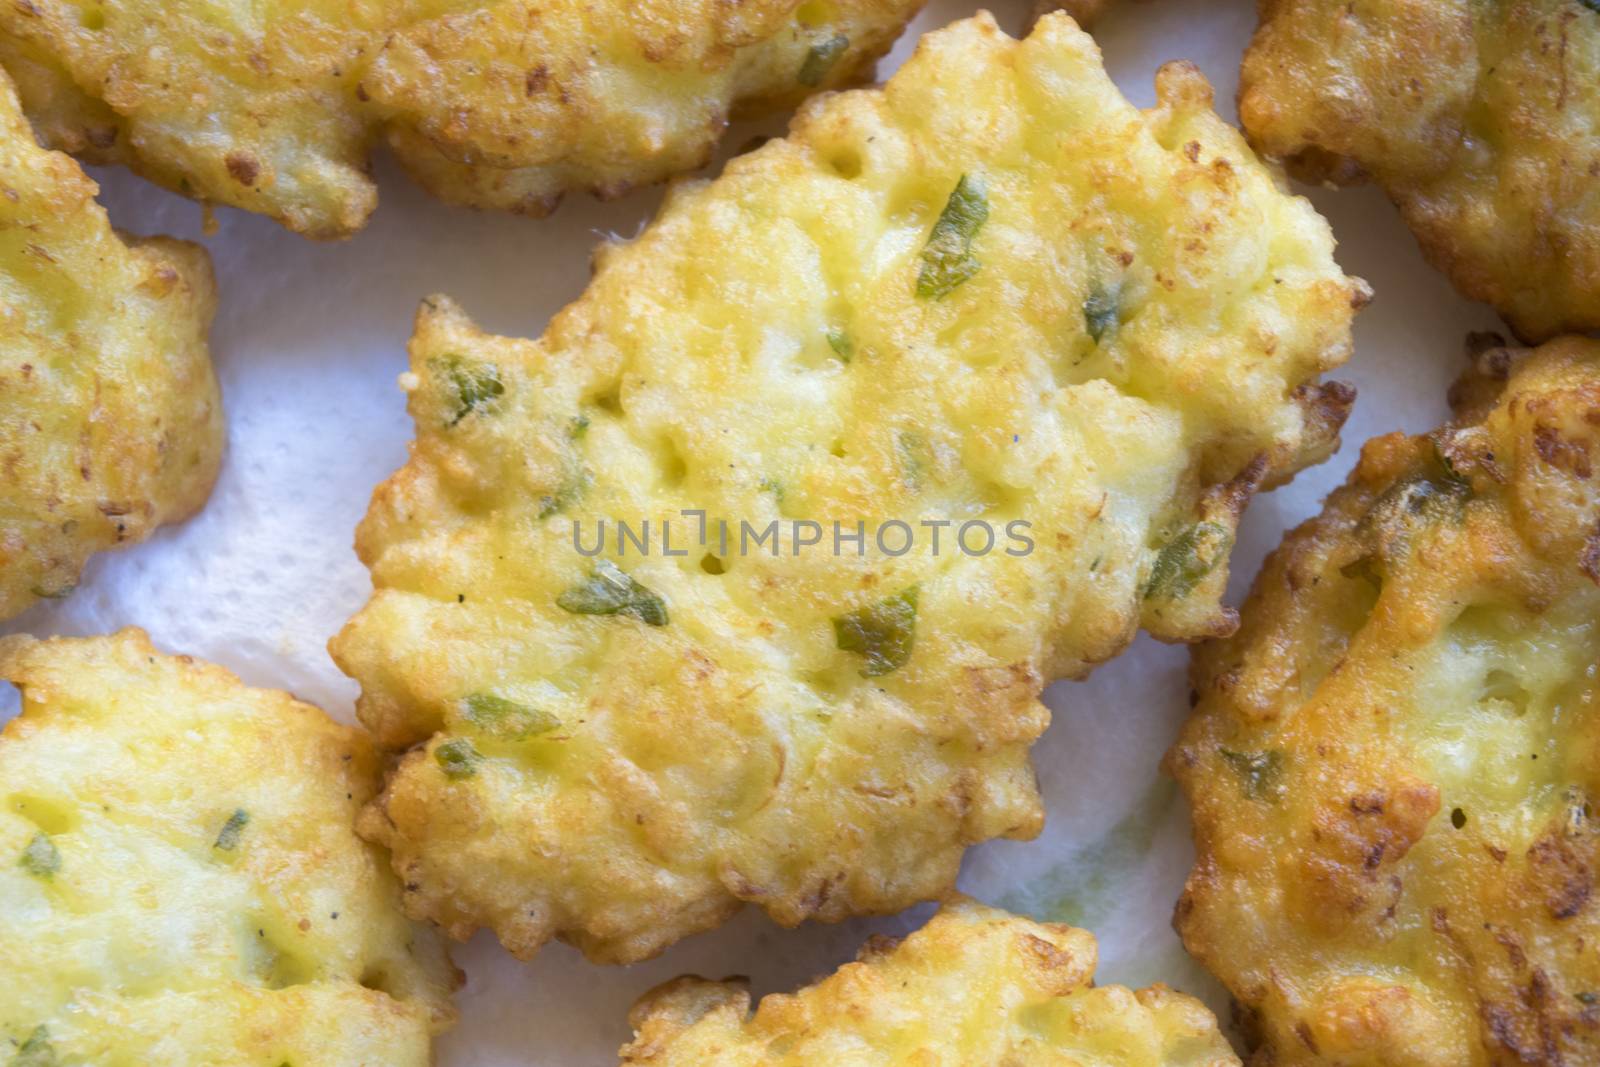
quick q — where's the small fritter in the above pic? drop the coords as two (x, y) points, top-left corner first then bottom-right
(1239, 0), (1600, 341)
(1171, 335), (1600, 1066)
(333, 12), (1366, 964)
(0, 629), (458, 1064)
(0, 0), (923, 238)
(0, 68), (221, 622)
(620, 897), (1240, 1066)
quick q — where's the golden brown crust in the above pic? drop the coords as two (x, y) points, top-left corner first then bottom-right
(0, 67), (221, 620)
(1172, 335), (1600, 1066)
(0, 0), (924, 236)
(619, 898), (1240, 1065)
(1240, 0), (1600, 341)
(0, 629), (458, 1062)
(333, 13), (1364, 965)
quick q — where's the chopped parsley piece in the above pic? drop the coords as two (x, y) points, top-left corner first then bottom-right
(1582, 0), (1599, 14)
(12, 1026), (54, 1067)
(464, 693), (560, 739)
(826, 327), (853, 361)
(798, 34), (850, 86)
(19, 832), (59, 879)
(431, 355), (504, 427)
(214, 808), (250, 851)
(569, 413), (591, 438)
(916, 174), (989, 300)
(1144, 522), (1232, 600)
(1084, 284), (1121, 342)
(1220, 749), (1284, 802)
(538, 470), (590, 518)
(896, 430), (932, 489)
(833, 587), (919, 677)
(435, 738), (483, 779)
(556, 560), (669, 626)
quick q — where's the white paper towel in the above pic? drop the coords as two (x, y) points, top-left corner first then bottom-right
(0, 0), (1504, 1061)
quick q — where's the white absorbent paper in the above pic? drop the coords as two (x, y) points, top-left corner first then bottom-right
(1, 0), (1503, 1061)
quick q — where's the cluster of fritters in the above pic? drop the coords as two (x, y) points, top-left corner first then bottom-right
(0, 0), (1596, 1064)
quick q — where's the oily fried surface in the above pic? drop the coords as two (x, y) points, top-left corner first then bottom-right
(1240, 0), (1600, 341)
(1171, 335), (1600, 1066)
(0, 629), (458, 1065)
(0, 69), (221, 622)
(620, 897), (1240, 1065)
(0, 0), (923, 237)
(333, 12), (1366, 965)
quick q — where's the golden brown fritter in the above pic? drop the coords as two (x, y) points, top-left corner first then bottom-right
(0, 67), (221, 621)
(0, 629), (458, 1065)
(620, 897), (1240, 1066)
(333, 12), (1366, 965)
(1240, 0), (1600, 342)
(1171, 334), (1600, 1066)
(0, 0), (923, 237)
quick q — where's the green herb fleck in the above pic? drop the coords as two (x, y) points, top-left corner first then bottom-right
(538, 471), (590, 519)
(1084, 284), (1121, 343)
(214, 808), (250, 851)
(435, 738), (482, 779)
(825, 327), (853, 362)
(431, 356), (504, 427)
(1376, 470), (1471, 526)
(916, 174), (989, 300)
(1220, 749), (1284, 802)
(26, 584), (75, 600)
(833, 587), (918, 677)
(895, 430), (933, 489)
(1144, 522), (1232, 600)
(557, 559), (669, 626)
(19, 832), (59, 879)
(1578, 991), (1599, 1006)
(798, 34), (849, 86)
(12, 1026), (55, 1067)
(570, 413), (591, 438)
(464, 693), (560, 739)
(759, 477), (786, 503)
(1581, 0), (1600, 15)
(1451, 807), (1467, 829)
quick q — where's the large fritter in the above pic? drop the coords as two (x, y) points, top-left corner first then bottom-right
(333, 12), (1367, 965)
(620, 898), (1241, 1065)
(1239, 0), (1600, 341)
(0, 630), (458, 1065)
(0, 68), (221, 622)
(1172, 335), (1600, 1066)
(0, 0), (923, 237)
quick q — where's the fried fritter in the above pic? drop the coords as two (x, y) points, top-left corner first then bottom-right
(0, 629), (458, 1064)
(0, 0), (923, 238)
(1171, 335), (1600, 1066)
(620, 897), (1241, 1066)
(0, 68), (221, 622)
(333, 12), (1367, 964)
(1239, 0), (1600, 341)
